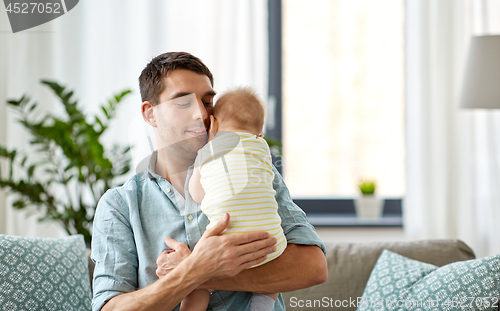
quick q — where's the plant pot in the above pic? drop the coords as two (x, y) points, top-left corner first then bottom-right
(354, 196), (384, 218)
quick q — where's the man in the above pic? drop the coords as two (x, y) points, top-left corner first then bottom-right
(91, 52), (327, 311)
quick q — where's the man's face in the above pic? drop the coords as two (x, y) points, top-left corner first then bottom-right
(153, 69), (215, 160)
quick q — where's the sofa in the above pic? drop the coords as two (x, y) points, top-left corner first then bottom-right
(87, 238), (498, 310)
(282, 239), (493, 310)
(2, 235), (499, 311)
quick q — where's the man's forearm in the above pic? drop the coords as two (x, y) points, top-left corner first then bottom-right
(201, 244), (328, 294)
(101, 256), (205, 311)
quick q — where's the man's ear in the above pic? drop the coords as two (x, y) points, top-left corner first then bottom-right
(142, 101), (157, 127)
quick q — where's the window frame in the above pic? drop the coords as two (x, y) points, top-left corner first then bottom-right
(267, 0), (403, 226)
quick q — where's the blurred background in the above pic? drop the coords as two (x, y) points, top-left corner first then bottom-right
(1, 0), (500, 259)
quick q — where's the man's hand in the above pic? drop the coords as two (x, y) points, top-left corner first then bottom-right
(156, 213), (277, 280)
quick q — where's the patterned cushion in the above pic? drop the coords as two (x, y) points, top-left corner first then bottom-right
(358, 250), (500, 311)
(0, 234), (91, 311)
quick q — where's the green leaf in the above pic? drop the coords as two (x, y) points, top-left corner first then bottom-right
(117, 89), (132, 101)
(12, 199), (26, 209)
(0, 146), (11, 158)
(263, 137), (282, 157)
(27, 165), (35, 179)
(7, 99), (21, 107)
(66, 175), (75, 183)
(28, 102), (37, 112)
(7, 95), (29, 108)
(41, 80), (65, 95)
(44, 168), (57, 175)
(101, 106), (110, 119)
(95, 116), (104, 127)
(63, 91), (74, 103)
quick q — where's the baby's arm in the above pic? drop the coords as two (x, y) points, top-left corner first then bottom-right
(189, 158), (205, 204)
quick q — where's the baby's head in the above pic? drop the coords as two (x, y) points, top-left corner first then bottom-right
(212, 87), (266, 136)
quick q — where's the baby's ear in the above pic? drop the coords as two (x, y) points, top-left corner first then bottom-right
(209, 115), (218, 141)
(213, 116), (220, 131)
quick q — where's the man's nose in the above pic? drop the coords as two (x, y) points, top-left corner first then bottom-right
(192, 98), (209, 123)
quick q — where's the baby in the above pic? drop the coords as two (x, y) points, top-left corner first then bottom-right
(184, 87), (287, 311)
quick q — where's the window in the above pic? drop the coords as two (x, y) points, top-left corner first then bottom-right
(281, 0), (405, 198)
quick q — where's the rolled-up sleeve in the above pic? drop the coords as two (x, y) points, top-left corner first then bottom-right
(272, 167), (327, 255)
(91, 189), (138, 311)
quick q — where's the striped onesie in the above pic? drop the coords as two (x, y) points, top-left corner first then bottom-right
(196, 131), (287, 267)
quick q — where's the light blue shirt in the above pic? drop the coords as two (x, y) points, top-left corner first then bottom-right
(91, 151), (326, 311)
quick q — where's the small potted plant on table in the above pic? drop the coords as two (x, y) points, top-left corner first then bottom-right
(354, 180), (384, 218)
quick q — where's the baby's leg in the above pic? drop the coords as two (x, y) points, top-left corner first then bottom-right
(249, 293), (279, 311)
(180, 289), (211, 311)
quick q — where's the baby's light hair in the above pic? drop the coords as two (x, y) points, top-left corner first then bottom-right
(213, 87), (266, 135)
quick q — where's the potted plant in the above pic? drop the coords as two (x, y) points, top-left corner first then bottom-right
(354, 180), (384, 218)
(0, 80), (132, 244)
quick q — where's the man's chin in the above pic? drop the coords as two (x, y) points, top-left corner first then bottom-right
(188, 136), (208, 148)
(172, 137), (207, 157)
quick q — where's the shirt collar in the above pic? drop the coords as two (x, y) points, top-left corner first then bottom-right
(147, 150), (160, 180)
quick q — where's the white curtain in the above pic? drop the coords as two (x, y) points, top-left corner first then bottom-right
(405, 0), (500, 258)
(0, 0), (268, 238)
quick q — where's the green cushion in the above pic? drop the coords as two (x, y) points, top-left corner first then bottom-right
(0, 234), (91, 311)
(358, 249), (500, 310)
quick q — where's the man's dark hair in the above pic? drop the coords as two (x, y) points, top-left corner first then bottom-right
(139, 52), (214, 105)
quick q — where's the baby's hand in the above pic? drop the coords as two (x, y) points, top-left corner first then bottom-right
(155, 237), (192, 278)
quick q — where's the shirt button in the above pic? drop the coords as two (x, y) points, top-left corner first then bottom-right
(188, 215), (194, 221)
(166, 188), (171, 193)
